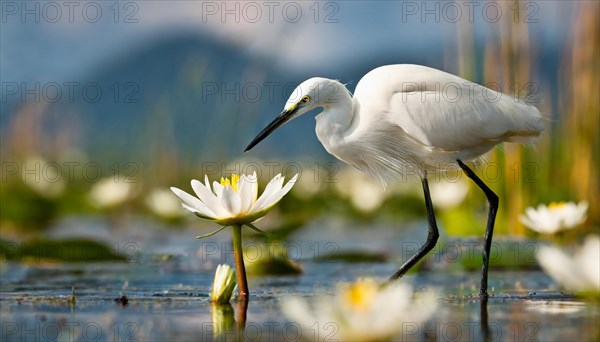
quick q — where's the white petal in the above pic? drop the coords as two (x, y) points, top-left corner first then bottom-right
(252, 174), (282, 211)
(251, 171), (258, 204)
(181, 203), (199, 213)
(212, 181), (224, 198)
(537, 245), (584, 291)
(220, 186), (242, 216)
(237, 174), (255, 214)
(525, 207), (539, 219)
(519, 215), (535, 229)
(170, 187), (216, 218)
(579, 236), (600, 291)
(521, 205), (565, 233)
(191, 180), (230, 217)
(529, 207), (549, 224)
(280, 297), (315, 329)
(264, 174), (298, 206)
(252, 174), (298, 213)
(537, 214), (559, 233)
(205, 175), (212, 190)
(278, 174), (285, 187)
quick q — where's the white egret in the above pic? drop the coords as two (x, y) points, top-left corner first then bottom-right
(245, 64), (544, 296)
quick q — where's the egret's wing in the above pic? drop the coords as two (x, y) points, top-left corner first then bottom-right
(355, 65), (544, 151)
(387, 82), (543, 151)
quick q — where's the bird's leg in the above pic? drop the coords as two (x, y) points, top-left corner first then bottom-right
(388, 178), (439, 282)
(457, 159), (499, 297)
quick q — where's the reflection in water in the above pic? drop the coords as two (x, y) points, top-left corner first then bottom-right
(210, 300), (248, 341)
(1, 261), (598, 341)
(526, 300), (586, 314)
(211, 303), (235, 340)
(236, 300), (248, 331)
(480, 296), (490, 342)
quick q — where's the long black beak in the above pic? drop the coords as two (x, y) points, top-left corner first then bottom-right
(244, 107), (297, 152)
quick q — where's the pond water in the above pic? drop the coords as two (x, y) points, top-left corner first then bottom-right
(1, 219), (599, 341)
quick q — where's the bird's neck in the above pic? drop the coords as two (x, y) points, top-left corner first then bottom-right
(315, 88), (356, 149)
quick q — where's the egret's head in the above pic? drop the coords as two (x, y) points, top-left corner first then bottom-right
(245, 78), (346, 152)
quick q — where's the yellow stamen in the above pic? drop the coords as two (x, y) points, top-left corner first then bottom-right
(231, 174), (239, 192)
(220, 177), (229, 187)
(220, 174), (239, 192)
(549, 202), (567, 209)
(343, 279), (377, 312)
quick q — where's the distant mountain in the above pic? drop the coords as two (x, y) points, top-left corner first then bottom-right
(70, 31), (336, 163)
(1, 31), (335, 166)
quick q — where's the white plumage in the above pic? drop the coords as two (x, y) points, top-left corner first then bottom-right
(301, 65), (543, 184)
(245, 64), (545, 295)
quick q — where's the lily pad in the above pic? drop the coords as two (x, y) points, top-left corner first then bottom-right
(0, 238), (129, 263)
(244, 243), (303, 276)
(315, 250), (388, 263)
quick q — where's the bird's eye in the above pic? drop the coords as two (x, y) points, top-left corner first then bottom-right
(302, 96), (310, 103)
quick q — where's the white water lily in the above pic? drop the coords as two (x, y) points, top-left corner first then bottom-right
(89, 177), (134, 208)
(334, 167), (386, 213)
(281, 279), (437, 342)
(170, 172), (298, 227)
(172, 172), (297, 302)
(146, 188), (186, 219)
(520, 201), (589, 234)
(22, 156), (66, 198)
(537, 235), (600, 293)
(211, 264), (237, 304)
(429, 178), (469, 210)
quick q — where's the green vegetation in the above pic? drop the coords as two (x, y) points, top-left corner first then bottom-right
(0, 238), (128, 263)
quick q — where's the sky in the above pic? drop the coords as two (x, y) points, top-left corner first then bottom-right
(1, 1), (574, 86)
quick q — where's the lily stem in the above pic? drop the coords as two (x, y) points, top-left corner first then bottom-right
(232, 225), (249, 302)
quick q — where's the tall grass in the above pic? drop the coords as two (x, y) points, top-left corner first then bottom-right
(454, 1), (599, 234)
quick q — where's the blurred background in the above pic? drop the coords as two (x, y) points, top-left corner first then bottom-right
(1, 0), (598, 249)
